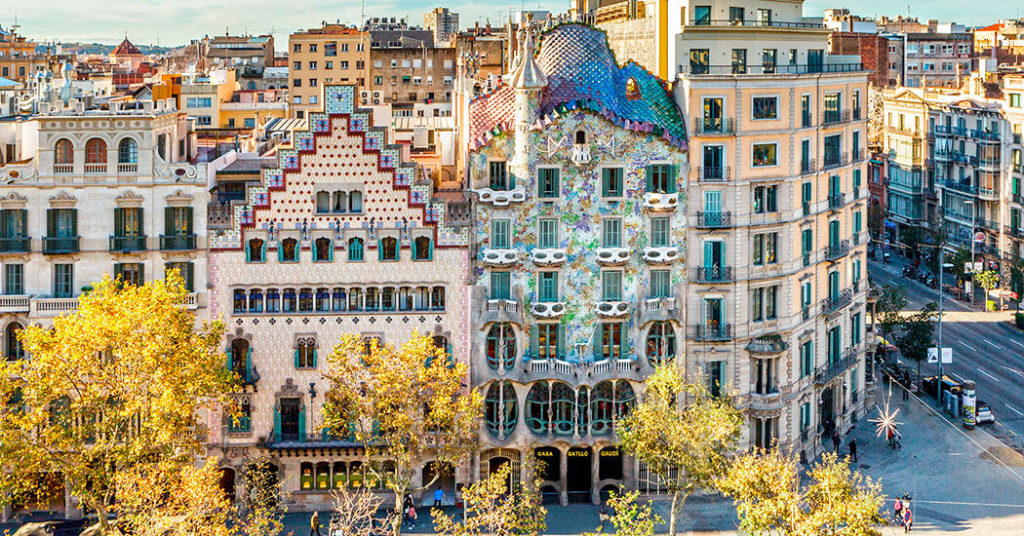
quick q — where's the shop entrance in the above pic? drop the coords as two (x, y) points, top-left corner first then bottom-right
(566, 447), (592, 503)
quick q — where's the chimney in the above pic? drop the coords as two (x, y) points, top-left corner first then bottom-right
(111, 100), (121, 112)
(166, 97), (176, 110)
(143, 100), (154, 113)
(74, 100), (85, 114)
(156, 99), (166, 112)
(39, 102), (50, 114)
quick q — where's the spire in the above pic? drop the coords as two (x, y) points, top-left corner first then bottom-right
(510, 14), (546, 91)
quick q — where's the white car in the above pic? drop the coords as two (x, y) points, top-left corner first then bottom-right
(976, 401), (995, 424)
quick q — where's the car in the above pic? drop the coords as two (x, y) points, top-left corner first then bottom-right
(976, 400), (995, 424)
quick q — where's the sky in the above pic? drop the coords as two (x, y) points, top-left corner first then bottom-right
(3, 0), (1021, 48)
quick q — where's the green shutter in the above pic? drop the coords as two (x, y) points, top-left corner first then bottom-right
(645, 165), (653, 192)
(185, 262), (194, 292)
(139, 263), (144, 285)
(164, 207), (173, 235)
(528, 324), (539, 360)
(593, 325), (603, 361)
(225, 347), (233, 370)
(136, 207), (143, 236)
(328, 240), (334, 261)
(378, 240), (384, 261)
(428, 238), (434, 260)
(601, 169), (610, 195)
(245, 242), (252, 262)
(278, 243), (285, 263)
(298, 404), (306, 437)
(669, 165), (678, 193)
(508, 171), (515, 190)
(294, 347), (300, 368)
(70, 209), (78, 237)
(411, 239), (417, 260)
(312, 348), (318, 368)
(273, 406), (281, 442)
(557, 324), (566, 360)
(622, 324), (632, 359)
(114, 208), (124, 236)
(46, 209), (55, 237)
(246, 347), (253, 380)
(184, 207), (194, 234)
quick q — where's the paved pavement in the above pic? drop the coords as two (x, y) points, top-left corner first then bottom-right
(869, 256), (1024, 458)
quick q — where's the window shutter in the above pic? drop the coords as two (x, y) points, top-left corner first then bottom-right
(378, 241), (384, 261)
(0, 210), (9, 239)
(298, 404), (306, 436)
(645, 165), (653, 192)
(328, 240), (334, 261)
(557, 324), (566, 360)
(164, 207), (173, 235)
(46, 209), (55, 237)
(508, 170), (515, 190)
(428, 238), (434, 260)
(225, 346), (233, 370)
(70, 209), (78, 238)
(184, 207), (194, 234)
(136, 207), (144, 236)
(293, 347), (300, 368)
(246, 347), (253, 380)
(601, 168), (609, 195)
(528, 324), (539, 360)
(114, 208), (123, 235)
(185, 262), (194, 292)
(622, 324), (632, 359)
(138, 263), (145, 285)
(593, 325), (603, 361)
(245, 242), (252, 263)
(278, 243), (285, 263)
(113, 263), (122, 281)
(669, 165), (678, 193)
(312, 348), (318, 368)
(273, 406), (281, 442)
(411, 238), (417, 260)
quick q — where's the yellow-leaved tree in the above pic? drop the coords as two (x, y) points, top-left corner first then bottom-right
(323, 333), (483, 536)
(432, 460), (546, 536)
(718, 449), (886, 536)
(0, 274), (237, 533)
(616, 365), (744, 536)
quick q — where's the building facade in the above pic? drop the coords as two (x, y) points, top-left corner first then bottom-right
(425, 8), (460, 45)
(904, 33), (972, 89)
(0, 25), (48, 83)
(367, 45), (455, 106)
(288, 25), (369, 118)
(205, 83), (472, 511)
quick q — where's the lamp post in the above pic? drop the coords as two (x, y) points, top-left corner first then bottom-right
(937, 258), (954, 408)
(965, 200), (976, 306)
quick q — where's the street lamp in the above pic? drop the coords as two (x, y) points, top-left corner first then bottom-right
(965, 200), (976, 306)
(937, 259), (954, 408)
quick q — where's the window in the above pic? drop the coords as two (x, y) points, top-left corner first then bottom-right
(185, 97), (213, 108)
(602, 167), (623, 197)
(601, 219), (622, 248)
(279, 238), (299, 262)
(852, 313), (862, 344)
(489, 161), (510, 190)
(379, 237), (398, 261)
(538, 168), (559, 198)
(308, 44), (317, 52)
(762, 49), (776, 73)
(47, 208), (77, 239)
(650, 217), (670, 248)
(706, 361), (725, 397)
(55, 139), (73, 165)
(490, 272), (511, 300)
(753, 185), (778, 213)
(599, 323), (623, 359)
(118, 138), (138, 163)
(801, 182), (812, 214)
(196, 116), (212, 126)
(348, 238), (364, 261)
(601, 271), (622, 301)
(114, 263), (144, 286)
(314, 237), (333, 262)
(486, 324), (516, 371)
(4, 264), (23, 295)
(729, 6), (745, 22)
(0, 209), (27, 249)
(690, 49), (709, 74)
(752, 97), (777, 119)
(295, 338), (317, 369)
(823, 134), (841, 166)
(646, 164), (676, 193)
(85, 138), (107, 166)
(693, 5), (711, 24)
(536, 324), (561, 360)
(490, 220), (510, 249)
(53, 264), (74, 298)
(538, 219), (558, 249)
(752, 232), (778, 265)
(824, 92), (841, 123)
(413, 236), (432, 261)
(165, 262), (195, 291)
(752, 143), (777, 166)
(650, 269), (671, 298)
(1012, 94), (1022, 108)
(751, 285), (778, 321)
(538, 272), (558, 302)
(801, 95), (812, 127)
(800, 340), (814, 377)
(731, 49), (747, 74)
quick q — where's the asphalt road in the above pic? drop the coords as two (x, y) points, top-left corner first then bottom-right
(869, 258), (1024, 455)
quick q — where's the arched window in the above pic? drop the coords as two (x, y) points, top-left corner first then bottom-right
(348, 238), (364, 261)
(332, 288), (346, 311)
(266, 289), (280, 312)
(5, 322), (24, 360)
(230, 338), (249, 378)
(431, 335), (450, 366)
(348, 288), (362, 311)
(233, 290), (247, 313)
(413, 236), (432, 261)
(365, 288), (379, 311)
(485, 381), (518, 438)
(575, 130), (586, 144)
(295, 338), (316, 368)
(576, 385), (590, 434)
(85, 138), (107, 164)
(379, 237), (398, 261)
(247, 238), (265, 262)
(591, 381), (614, 435)
(298, 288), (314, 311)
(525, 382), (550, 434)
(316, 191), (331, 213)
(615, 381), (636, 419)
(332, 462), (347, 489)
(54, 138), (74, 165)
(282, 288), (297, 312)
(248, 289), (264, 312)
(279, 238), (298, 262)
(430, 286), (445, 310)
(300, 462), (314, 490)
(118, 138), (138, 163)
(315, 288), (330, 311)
(314, 237), (332, 261)
(349, 191), (363, 213)
(381, 287), (395, 310)
(551, 382), (575, 436)
(315, 462), (330, 490)
(156, 134), (167, 160)
(646, 321), (676, 365)
(333, 191), (347, 213)
(486, 323), (516, 372)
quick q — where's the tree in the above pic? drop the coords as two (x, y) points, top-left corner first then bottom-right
(949, 247), (972, 283)
(616, 365), (743, 536)
(0, 275), (235, 531)
(329, 488), (397, 536)
(718, 449), (886, 536)
(897, 301), (939, 382)
(432, 460), (546, 536)
(975, 270), (1000, 310)
(240, 457), (287, 536)
(867, 202), (884, 243)
(584, 491), (661, 536)
(323, 333), (483, 536)
(874, 285), (908, 345)
(112, 459), (235, 536)
(1010, 258), (1024, 311)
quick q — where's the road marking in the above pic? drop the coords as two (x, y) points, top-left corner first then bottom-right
(984, 340), (1002, 349)
(951, 372), (968, 382)
(959, 341), (978, 352)
(1003, 365), (1024, 378)
(1012, 340), (1024, 349)
(1005, 404), (1024, 417)
(978, 369), (1001, 382)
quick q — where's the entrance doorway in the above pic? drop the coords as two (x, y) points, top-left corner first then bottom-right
(820, 386), (835, 432)
(280, 398), (300, 441)
(218, 467), (236, 502)
(598, 446), (622, 480)
(488, 457), (513, 494)
(566, 447), (592, 503)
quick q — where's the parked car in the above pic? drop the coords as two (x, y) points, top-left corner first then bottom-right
(976, 401), (995, 424)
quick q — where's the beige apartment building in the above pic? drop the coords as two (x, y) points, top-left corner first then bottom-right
(288, 25), (369, 118)
(674, 0), (869, 459)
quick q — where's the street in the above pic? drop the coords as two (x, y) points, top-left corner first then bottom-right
(869, 257), (1024, 456)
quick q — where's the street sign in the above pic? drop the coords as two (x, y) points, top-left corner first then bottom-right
(965, 262), (973, 274)
(928, 347), (953, 364)
(975, 232), (986, 243)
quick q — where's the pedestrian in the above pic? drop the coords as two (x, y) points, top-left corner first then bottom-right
(887, 428), (895, 448)
(407, 504), (417, 529)
(892, 497), (903, 524)
(894, 431), (903, 450)
(903, 507), (913, 532)
(598, 503), (609, 531)
(310, 511), (321, 536)
(849, 437), (858, 462)
(434, 487), (445, 507)
(832, 430), (841, 452)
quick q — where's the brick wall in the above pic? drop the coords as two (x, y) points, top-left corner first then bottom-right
(830, 33), (889, 87)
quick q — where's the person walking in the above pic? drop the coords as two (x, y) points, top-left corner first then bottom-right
(849, 437), (858, 462)
(903, 507), (913, 532)
(832, 430), (841, 452)
(407, 504), (418, 529)
(310, 511), (321, 536)
(892, 497), (903, 524)
(598, 503), (609, 531)
(433, 487), (445, 507)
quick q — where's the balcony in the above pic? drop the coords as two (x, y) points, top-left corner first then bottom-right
(695, 118), (735, 135)
(42, 236), (80, 254)
(642, 192), (679, 211)
(596, 300), (630, 318)
(1006, 226), (1024, 239)
(473, 185), (527, 207)
(639, 297), (679, 325)
(827, 193), (846, 211)
(695, 265), (733, 283)
(117, 163), (139, 174)
(109, 235), (147, 252)
(801, 158), (816, 175)
(825, 240), (850, 261)
(0, 236), (30, 253)
(698, 166), (730, 182)
(482, 248), (519, 267)
(54, 163), (74, 175)
(972, 129), (1000, 143)
(531, 301), (567, 319)
(531, 248), (567, 267)
(84, 163), (107, 174)
(822, 109), (852, 126)
(642, 246), (680, 264)
(687, 18), (825, 29)
(941, 179), (977, 195)
(851, 149), (865, 162)
(482, 298), (523, 325)
(749, 391), (784, 411)
(0, 295), (30, 313)
(935, 125), (966, 137)
(852, 107), (862, 121)
(696, 211), (732, 229)
(159, 234), (197, 251)
(693, 323), (733, 342)
(822, 152), (849, 170)
(596, 247), (631, 266)
(801, 112), (813, 128)
(681, 63), (862, 76)
(746, 334), (788, 355)
(814, 347), (860, 385)
(30, 297), (80, 317)
(819, 288), (853, 315)
(978, 159), (1001, 172)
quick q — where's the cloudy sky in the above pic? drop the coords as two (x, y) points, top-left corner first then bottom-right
(3, 0), (1017, 47)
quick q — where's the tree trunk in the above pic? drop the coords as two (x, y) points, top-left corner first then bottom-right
(669, 491), (680, 536)
(392, 485), (405, 536)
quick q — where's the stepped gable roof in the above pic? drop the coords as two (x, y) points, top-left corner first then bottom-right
(467, 23), (687, 150)
(112, 38), (142, 56)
